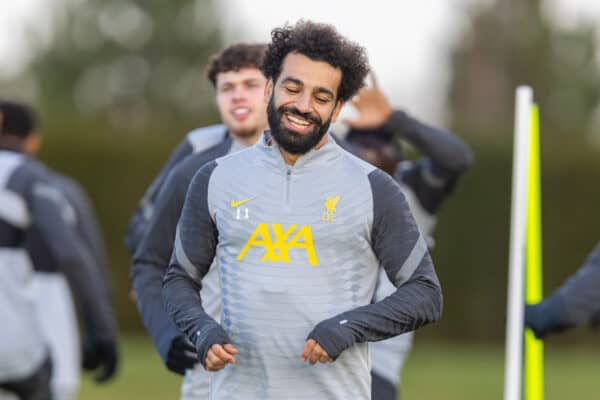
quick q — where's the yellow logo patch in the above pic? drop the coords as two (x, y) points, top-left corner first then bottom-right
(237, 223), (318, 266)
(321, 195), (340, 222)
(230, 197), (254, 208)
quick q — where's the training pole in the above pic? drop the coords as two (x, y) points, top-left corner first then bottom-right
(524, 104), (544, 400)
(504, 86), (533, 400)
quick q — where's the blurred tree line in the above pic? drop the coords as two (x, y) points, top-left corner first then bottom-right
(1, 0), (599, 343)
(6, 0), (223, 133)
(435, 0), (600, 345)
(449, 0), (600, 143)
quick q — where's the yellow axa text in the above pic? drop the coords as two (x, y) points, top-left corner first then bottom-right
(236, 223), (319, 266)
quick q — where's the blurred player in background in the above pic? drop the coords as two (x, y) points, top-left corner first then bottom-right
(343, 78), (473, 400)
(0, 101), (118, 400)
(124, 44), (268, 256)
(526, 242), (600, 338)
(130, 43), (268, 399)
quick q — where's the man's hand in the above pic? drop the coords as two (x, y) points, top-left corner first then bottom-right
(205, 343), (238, 371)
(82, 337), (119, 383)
(343, 73), (393, 130)
(300, 339), (333, 365)
(166, 336), (198, 375)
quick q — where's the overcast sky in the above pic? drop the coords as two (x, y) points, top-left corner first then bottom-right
(2, 0), (600, 122)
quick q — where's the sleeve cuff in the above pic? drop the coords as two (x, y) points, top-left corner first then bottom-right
(307, 318), (356, 360)
(194, 324), (232, 369)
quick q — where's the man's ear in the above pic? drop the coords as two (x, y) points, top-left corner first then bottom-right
(264, 80), (274, 104)
(330, 100), (345, 123)
(24, 131), (42, 157)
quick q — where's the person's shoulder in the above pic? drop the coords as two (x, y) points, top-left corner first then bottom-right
(338, 143), (378, 176)
(175, 139), (232, 179)
(214, 144), (256, 168)
(8, 155), (51, 186)
(185, 124), (227, 153)
(50, 171), (84, 194)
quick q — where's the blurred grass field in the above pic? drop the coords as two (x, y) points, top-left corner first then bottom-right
(79, 335), (599, 399)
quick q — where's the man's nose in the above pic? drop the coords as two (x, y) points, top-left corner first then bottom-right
(232, 86), (246, 100)
(294, 93), (311, 113)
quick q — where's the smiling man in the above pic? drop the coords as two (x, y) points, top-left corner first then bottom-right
(163, 21), (442, 400)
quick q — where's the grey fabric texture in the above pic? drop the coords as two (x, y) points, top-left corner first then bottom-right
(162, 133), (442, 400)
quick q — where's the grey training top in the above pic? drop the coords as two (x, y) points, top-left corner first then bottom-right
(162, 133), (442, 400)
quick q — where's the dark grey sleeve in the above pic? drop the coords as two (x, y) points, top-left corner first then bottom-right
(387, 110), (474, 212)
(131, 168), (191, 362)
(124, 139), (194, 253)
(30, 181), (116, 341)
(385, 110), (473, 178)
(542, 242), (600, 326)
(162, 161), (230, 367)
(308, 169), (442, 359)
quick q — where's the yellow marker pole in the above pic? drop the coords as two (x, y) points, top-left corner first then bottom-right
(525, 104), (544, 400)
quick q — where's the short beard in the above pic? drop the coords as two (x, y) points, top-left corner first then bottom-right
(267, 95), (332, 155)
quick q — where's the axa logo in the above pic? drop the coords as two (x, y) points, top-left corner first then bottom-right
(321, 195), (340, 222)
(236, 223), (319, 266)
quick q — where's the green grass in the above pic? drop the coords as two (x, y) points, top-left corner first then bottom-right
(403, 341), (600, 399)
(79, 335), (181, 400)
(79, 336), (600, 399)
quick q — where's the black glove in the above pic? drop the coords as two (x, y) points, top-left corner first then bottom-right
(82, 337), (119, 383)
(525, 301), (573, 339)
(166, 336), (199, 375)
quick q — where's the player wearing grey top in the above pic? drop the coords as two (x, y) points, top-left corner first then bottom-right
(0, 100), (117, 399)
(163, 21), (442, 400)
(526, 242), (600, 338)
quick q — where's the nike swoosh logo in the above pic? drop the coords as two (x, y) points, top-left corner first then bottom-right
(230, 197), (254, 208)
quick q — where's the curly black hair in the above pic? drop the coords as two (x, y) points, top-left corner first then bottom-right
(205, 43), (267, 87)
(262, 20), (369, 102)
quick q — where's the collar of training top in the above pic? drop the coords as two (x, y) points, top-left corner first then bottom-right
(257, 130), (342, 172)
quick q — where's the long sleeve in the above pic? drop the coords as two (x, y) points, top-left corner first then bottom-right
(162, 161), (230, 367)
(30, 181), (117, 341)
(385, 111), (473, 214)
(308, 169), (442, 359)
(541, 242), (600, 326)
(131, 168), (193, 361)
(384, 110), (473, 178)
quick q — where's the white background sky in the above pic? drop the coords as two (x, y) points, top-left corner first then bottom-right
(2, 0), (600, 122)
